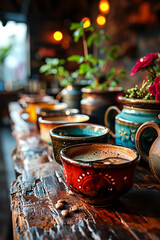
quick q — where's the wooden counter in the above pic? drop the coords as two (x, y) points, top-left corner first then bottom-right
(10, 102), (160, 240)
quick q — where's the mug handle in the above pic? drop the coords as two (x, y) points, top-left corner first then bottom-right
(135, 121), (160, 162)
(104, 106), (120, 137)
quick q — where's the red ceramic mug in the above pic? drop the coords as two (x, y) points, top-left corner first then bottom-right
(60, 143), (139, 206)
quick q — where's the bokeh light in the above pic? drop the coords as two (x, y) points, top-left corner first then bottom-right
(53, 31), (63, 41)
(82, 17), (91, 28)
(99, 0), (110, 14)
(96, 14), (106, 26)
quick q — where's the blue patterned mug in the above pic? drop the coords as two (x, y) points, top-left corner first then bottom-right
(105, 96), (160, 153)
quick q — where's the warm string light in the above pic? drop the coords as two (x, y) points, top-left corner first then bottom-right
(99, 0), (110, 14)
(81, 17), (91, 28)
(53, 31), (63, 41)
(96, 14), (106, 26)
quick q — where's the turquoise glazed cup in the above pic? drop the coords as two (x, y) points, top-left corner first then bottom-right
(50, 123), (110, 164)
(105, 96), (160, 153)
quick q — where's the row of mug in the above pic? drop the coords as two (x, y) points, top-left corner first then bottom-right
(18, 95), (140, 206)
(19, 93), (160, 184)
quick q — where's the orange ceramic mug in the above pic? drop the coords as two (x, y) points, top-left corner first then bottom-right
(38, 114), (90, 145)
(20, 101), (57, 123)
(19, 94), (57, 123)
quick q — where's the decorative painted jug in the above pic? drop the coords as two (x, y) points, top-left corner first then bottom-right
(135, 118), (160, 182)
(105, 96), (160, 151)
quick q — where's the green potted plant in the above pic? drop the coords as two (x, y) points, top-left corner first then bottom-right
(68, 21), (126, 124)
(105, 52), (160, 151)
(39, 58), (85, 109)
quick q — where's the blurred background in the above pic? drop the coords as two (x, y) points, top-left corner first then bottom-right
(0, 0), (160, 239)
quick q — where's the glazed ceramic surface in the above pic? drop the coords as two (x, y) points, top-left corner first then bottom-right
(135, 118), (160, 182)
(36, 105), (79, 120)
(39, 114), (89, 145)
(105, 96), (160, 151)
(81, 87), (123, 125)
(58, 84), (82, 110)
(60, 143), (139, 206)
(50, 123), (110, 164)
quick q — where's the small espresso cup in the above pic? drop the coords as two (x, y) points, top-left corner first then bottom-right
(50, 123), (110, 164)
(39, 114), (89, 145)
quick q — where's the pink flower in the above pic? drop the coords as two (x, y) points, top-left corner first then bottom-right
(149, 76), (160, 101)
(130, 53), (158, 76)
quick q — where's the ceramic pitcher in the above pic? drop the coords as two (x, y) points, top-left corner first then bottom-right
(135, 119), (160, 182)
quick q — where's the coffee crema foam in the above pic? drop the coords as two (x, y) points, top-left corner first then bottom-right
(73, 149), (132, 165)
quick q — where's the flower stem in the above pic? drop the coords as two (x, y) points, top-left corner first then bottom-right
(93, 44), (98, 58)
(147, 66), (156, 78)
(82, 35), (88, 58)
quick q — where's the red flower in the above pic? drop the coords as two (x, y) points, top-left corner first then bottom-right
(130, 53), (158, 76)
(149, 76), (160, 101)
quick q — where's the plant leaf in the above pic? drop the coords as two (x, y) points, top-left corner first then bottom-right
(85, 71), (93, 79)
(79, 63), (90, 75)
(87, 33), (97, 47)
(117, 69), (126, 76)
(59, 59), (66, 65)
(45, 58), (59, 65)
(67, 55), (84, 63)
(110, 80), (119, 87)
(71, 70), (79, 79)
(45, 58), (65, 66)
(86, 54), (98, 66)
(70, 22), (81, 30)
(107, 52), (118, 61)
(73, 28), (84, 42)
(94, 38), (100, 46)
(106, 67), (116, 80)
(98, 82), (108, 89)
(84, 25), (95, 31)
(87, 30), (109, 48)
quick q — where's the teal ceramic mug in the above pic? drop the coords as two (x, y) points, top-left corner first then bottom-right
(50, 123), (110, 164)
(105, 96), (160, 152)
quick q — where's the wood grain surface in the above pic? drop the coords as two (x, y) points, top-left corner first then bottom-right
(9, 102), (160, 240)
